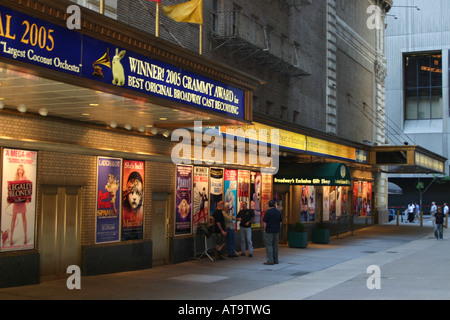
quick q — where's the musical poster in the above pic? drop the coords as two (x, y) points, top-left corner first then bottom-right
(0, 148), (37, 252)
(96, 157), (122, 243)
(122, 160), (145, 241)
(193, 166), (209, 232)
(175, 165), (192, 235)
(224, 169), (238, 229)
(260, 174), (273, 225)
(250, 172), (261, 228)
(209, 168), (224, 214)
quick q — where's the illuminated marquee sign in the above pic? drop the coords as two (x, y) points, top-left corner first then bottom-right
(0, 5), (246, 120)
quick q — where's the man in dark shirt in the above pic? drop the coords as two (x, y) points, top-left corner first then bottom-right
(212, 201), (227, 260)
(435, 206), (445, 240)
(262, 200), (282, 265)
(237, 202), (254, 257)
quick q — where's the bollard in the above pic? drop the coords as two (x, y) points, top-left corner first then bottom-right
(419, 211), (422, 227)
(396, 210), (399, 226)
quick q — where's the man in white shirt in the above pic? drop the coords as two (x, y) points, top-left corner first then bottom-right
(407, 202), (415, 223)
(430, 202), (437, 226)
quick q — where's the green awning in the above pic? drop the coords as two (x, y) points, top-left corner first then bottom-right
(274, 163), (351, 186)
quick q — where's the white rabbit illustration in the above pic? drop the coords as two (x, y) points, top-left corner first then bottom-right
(112, 48), (126, 86)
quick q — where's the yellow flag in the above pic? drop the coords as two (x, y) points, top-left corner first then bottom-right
(161, 0), (203, 24)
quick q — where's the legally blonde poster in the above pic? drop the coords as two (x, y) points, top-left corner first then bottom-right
(96, 157), (122, 243)
(122, 160), (144, 241)
(1, 148), (37, 252)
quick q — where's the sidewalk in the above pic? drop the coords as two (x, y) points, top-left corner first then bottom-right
(0, 222), (445, 300)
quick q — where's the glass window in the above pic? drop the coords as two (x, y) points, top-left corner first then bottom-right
(404, 52), (442, 120)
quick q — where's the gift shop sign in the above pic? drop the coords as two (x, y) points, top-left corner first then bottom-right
(0, 5), (246, 120)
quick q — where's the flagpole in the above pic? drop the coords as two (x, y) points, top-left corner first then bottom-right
(156, 2), (160, 37)
(199, 24), (202, 55)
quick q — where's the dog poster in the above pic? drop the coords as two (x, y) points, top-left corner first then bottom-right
(122, 160), (144, 241)
(175, 165), (192, 236)
(96, 157), (122, 243)
(0, 148), (37, 252)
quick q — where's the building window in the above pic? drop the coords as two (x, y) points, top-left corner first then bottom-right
(293, 111), (300, 123)
(404, 52), (442, 120)
(280, 106), (287, 119)
(266, 101), (273, 116)
(70, 0), (117, 19)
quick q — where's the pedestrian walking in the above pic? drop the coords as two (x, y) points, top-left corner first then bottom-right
(262, 200), (282, 265)
(407, 201), (415, 223)
(430, 201), (437, 226)
(212, 201), (227, 260)
(414, 202), (420, 223)
(237, 202), (254, 257)
(434, 207), (445, 240)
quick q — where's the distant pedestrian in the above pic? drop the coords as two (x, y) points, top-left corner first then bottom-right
(407, 201), (415, 223)
(414, 202), (420, 223)
(430, 202), (437, 226)
(434, 207), (445, 240)
(263, 200), (282, 265)
(237, 202), (254, 257)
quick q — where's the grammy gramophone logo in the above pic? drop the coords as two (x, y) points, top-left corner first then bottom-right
(92, 48), (111, 79)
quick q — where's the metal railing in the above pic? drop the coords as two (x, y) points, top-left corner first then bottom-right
(212, 10), (309, 74)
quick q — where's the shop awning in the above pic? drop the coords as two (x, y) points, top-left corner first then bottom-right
(388, 182), (403, 195)
(369, 145), (446, 174)
(273, 162), (351, 186)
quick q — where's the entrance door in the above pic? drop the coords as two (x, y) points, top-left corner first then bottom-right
(151, 193), (169, 266)
(39, 186), (82, 282)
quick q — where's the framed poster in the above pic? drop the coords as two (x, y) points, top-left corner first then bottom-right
(193, 166), (209, 232)
(96, 157), (122, 243)
(0, 148), (37, 252)
(122, 160), (144, 241)
(260, 174), (273, 225)
(175, 165), (192, 235)
(224, 169), (238, 228)
(209, 167), (224, 214)
(250, 172), (261, 227)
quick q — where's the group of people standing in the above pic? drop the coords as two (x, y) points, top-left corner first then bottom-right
(212, 200), (283, 265)
(404, 201), (421, 223)
(404, 201), (448, 240)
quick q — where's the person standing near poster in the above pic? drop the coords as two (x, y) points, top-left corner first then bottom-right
(212, 201), (227, 260)
(263, 200), (282, 265)
(237, 202), (254, 257)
